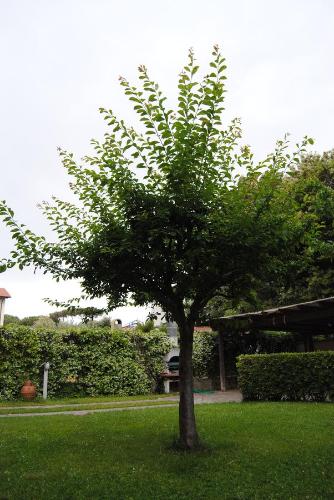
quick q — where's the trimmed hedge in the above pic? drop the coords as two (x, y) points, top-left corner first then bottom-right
(0, 325), (170, 400)
(237, 351), (334, 401)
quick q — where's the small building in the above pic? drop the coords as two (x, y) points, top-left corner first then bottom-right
(0, 288), (11, 327)
(160, 324), (214, 393)
(110, 318), (122, 328)
(161, 321), (180, 393)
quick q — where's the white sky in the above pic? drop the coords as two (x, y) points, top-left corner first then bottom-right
(1, 0), (334, 320)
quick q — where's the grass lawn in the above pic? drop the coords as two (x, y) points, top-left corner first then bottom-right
(1, 403), (333, 499)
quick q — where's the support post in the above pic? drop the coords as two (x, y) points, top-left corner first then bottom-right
(218, 331), (227, 392)
(304, 333), (314, 352)
(0, 298), (5, 327)
(163, 378), (170, 394)
(43, 362), (50, 399)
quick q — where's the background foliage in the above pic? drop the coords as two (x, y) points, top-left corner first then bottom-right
(0, 325), (170, 400)
(193, 330), (219, 379)
(200, 150), (334, 321)
(237, 351), (334, 401)
(192, 330), (298, 387)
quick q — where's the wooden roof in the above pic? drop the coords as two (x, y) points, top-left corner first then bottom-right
(0, 288), (11, 299)
(211, 297), (334, 336)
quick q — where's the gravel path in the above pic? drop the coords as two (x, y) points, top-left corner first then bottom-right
(0, 391), (242, 418)
(1, 396), (179, 411)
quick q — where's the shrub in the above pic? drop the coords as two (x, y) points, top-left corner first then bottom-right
(237, 351), (334, 401)
(136, 320), (155, 333)
(0, 325), (170, 400)
(193, 330), (219, 379)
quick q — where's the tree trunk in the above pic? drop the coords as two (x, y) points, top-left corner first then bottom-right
(177, 320), (200, 450)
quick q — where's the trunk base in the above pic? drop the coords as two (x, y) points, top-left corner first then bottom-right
(177, 319), (199, 451)
(172, 436), (205, 452)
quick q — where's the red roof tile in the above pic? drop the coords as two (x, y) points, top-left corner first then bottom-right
(0, 288), (11, 298)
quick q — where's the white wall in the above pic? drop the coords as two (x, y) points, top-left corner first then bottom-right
(0, 298), (5, 326)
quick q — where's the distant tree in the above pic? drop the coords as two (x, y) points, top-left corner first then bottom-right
(50, 306), (106, 325)
(281, 150), (334, 302)
(33, 316), (56, 328)
(3, 314), (21, 326)
(94, 316), (111, 327)
(20, 316), (41, 326)
(202, 150), (334, 320)
(49, 309), (68, 325)
(0, 46), (313, 449)
(19, 315), (56, 328)
(75, 307), (106, 324)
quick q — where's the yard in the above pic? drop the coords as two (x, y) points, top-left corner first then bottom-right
(1, 401), (333, 499)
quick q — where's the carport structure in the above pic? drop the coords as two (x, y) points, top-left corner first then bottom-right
(211, 296), (334, 391)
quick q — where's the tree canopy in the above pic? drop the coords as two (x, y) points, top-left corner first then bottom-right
(282, 150), (334, 302)
(49, 306), (106, 325)
(0, 47), (312, 319)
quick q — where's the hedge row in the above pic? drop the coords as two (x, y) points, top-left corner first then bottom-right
(237, 351), (334, 401)
(0, 325), (170, 400)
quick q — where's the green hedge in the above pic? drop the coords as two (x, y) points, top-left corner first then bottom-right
(237, 351), (334, 401)
(0, 325), (170, 400)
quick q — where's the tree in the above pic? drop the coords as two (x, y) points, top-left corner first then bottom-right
(0, 46), (312, 449)
(201, 150), (334, 321)
(20, 316), (41, 326)
(20, 315), (56, 327)
(50, 306), (106, 325)
(3, 314), (21, 326)
(32, 316), (56, 328)
(280, 150), (334, 302)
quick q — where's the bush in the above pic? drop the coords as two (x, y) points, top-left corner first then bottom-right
(0, 325), (170, 400)
(193, 330), (219, 379)
(237, 351), (334, 401)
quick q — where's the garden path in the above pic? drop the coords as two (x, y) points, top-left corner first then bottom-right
(0, 390), (241, 418)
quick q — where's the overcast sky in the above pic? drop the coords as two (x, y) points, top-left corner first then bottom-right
(1, 0), (334, 321)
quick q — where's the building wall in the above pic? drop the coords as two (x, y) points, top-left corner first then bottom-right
(0, 299), (5, 327)
(164, 323), (180, 366)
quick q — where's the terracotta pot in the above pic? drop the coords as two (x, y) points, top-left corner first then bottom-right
(20, 380), (37, 401)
